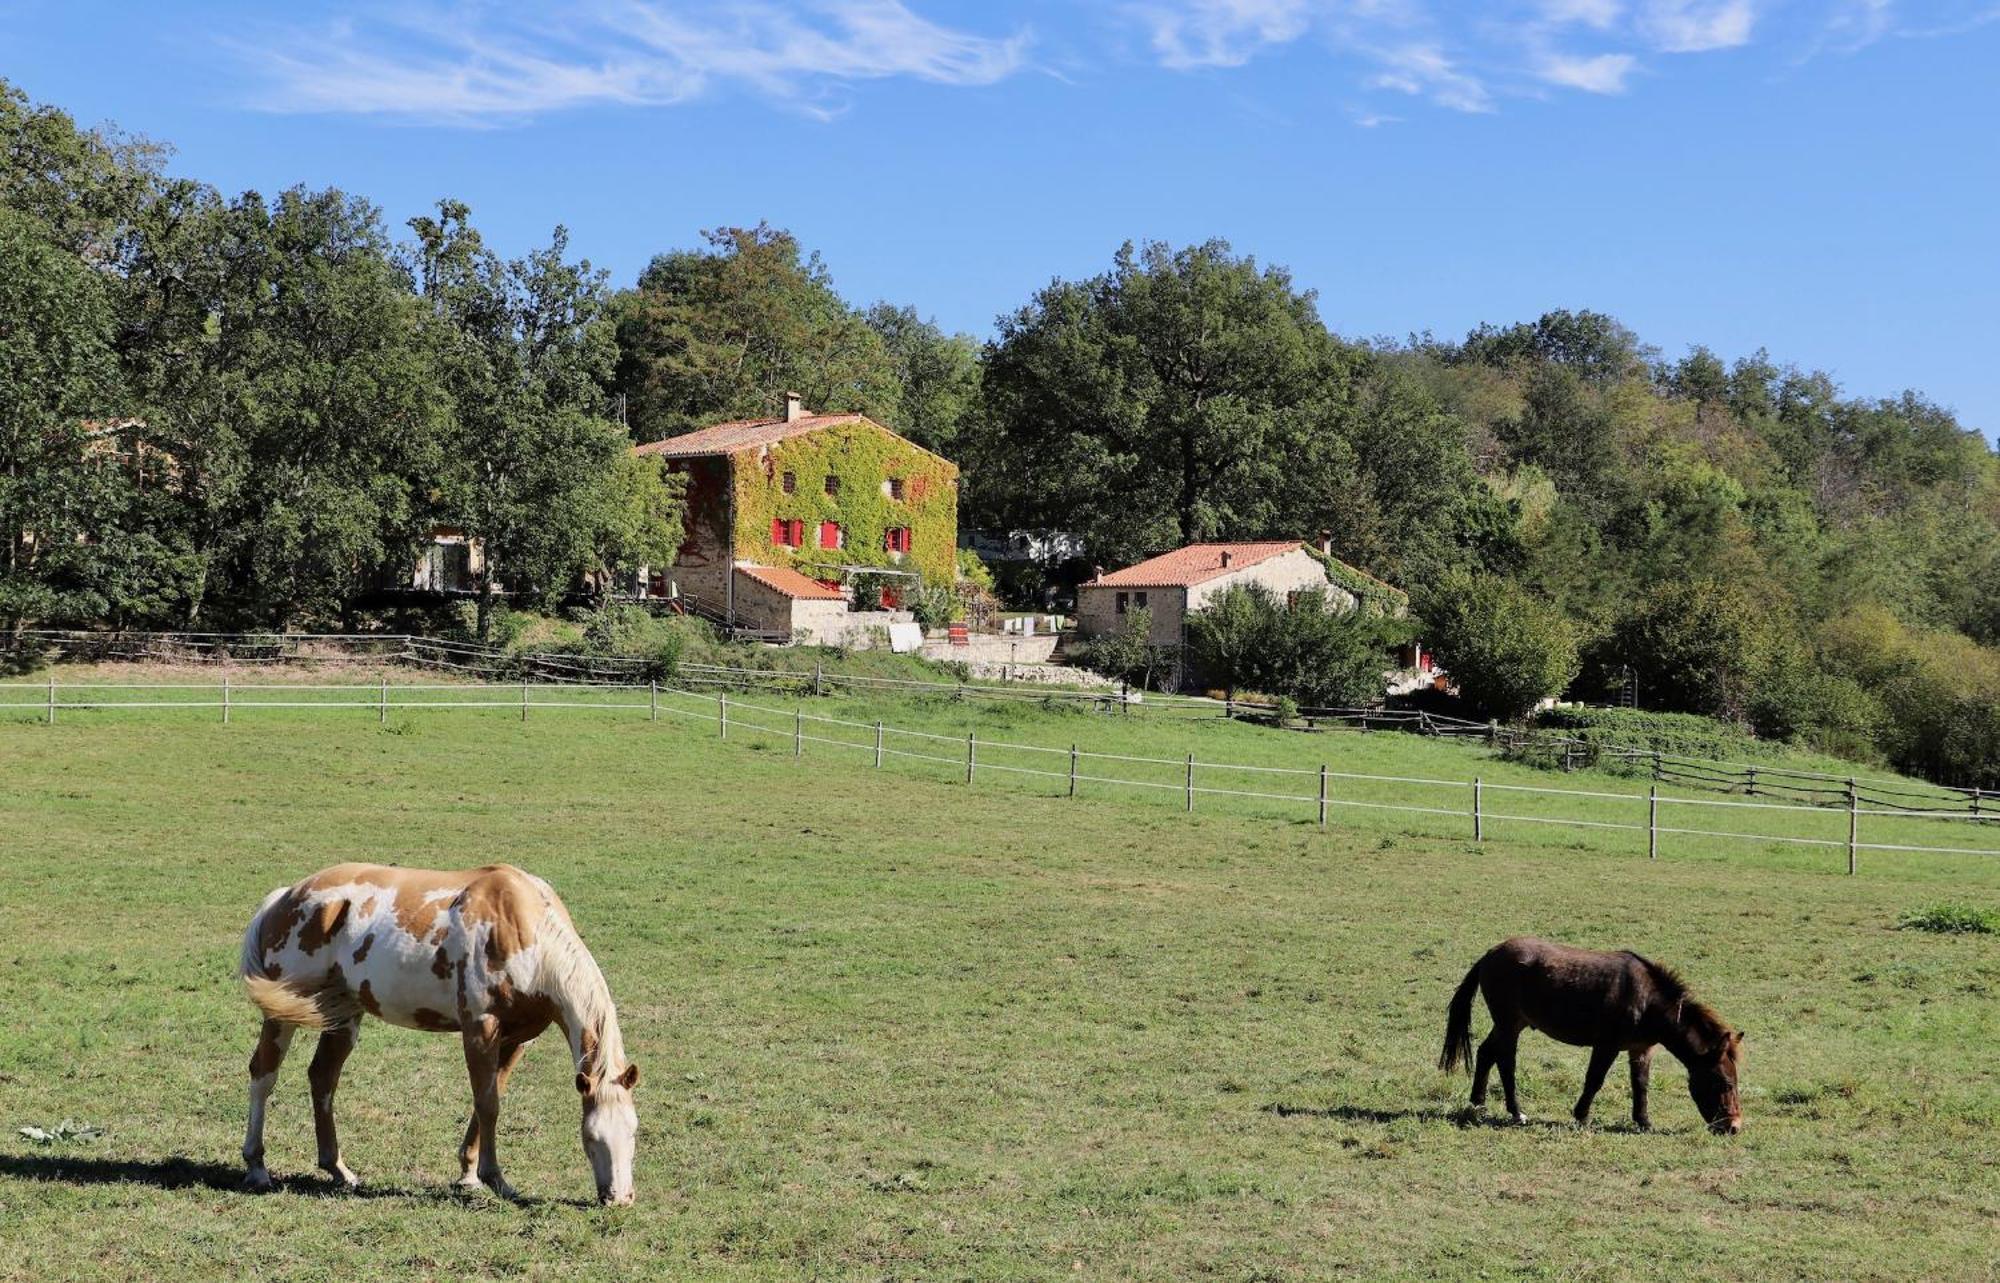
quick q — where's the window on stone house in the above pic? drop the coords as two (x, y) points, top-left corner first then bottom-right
(782, 471), (796, 494)
(886, 477), (905, 501)
(1135, 592), (1148, 609)
(1116, 592), (1128, 615)
(824, 474), (840, 496)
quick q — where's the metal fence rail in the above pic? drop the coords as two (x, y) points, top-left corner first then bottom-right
(7, 679), (1998, 874)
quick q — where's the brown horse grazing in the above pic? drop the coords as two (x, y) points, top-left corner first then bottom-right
(238, 863), (641, 1203)
(1439, 937), (1743, 1134)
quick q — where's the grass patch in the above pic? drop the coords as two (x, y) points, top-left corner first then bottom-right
(1898, 903), (2000, 934)
(3, 683), (2000, 1279)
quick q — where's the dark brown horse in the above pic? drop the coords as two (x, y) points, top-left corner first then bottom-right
(1440, 937), (1743, 1133)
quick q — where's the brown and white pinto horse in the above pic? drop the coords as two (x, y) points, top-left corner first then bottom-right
(1440, 936), (1743, 1134)
(238, 863), (640, 1204)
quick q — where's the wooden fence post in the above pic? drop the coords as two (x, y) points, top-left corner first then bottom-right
(719, 693), (728, 740)
(813, 664), (823, 698)
(380, 675), (388, 725)
(1648, 785), (1659, 861)
(1746, 765), (1758, 797)
(1473, 777), (1483, 842)
(1847, 777), (1859, 875)
(794, 707), (803, 759)
(1069, 744), (1078, 798)
(966, 732), (976, 784)
(46, 675), (55, 726)
(649, 680), (658, 722)
(874, 721), (884, 768)
(223, 675), (231, 725)
(1185, 753), (1195, 813)
(520, 680), (528, 722)
(1318, 764), (1328, 827)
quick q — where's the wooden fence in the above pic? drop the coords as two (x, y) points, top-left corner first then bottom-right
(5, 679), (1996, 875)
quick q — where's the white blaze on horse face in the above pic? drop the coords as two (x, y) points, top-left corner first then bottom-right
(582, 1079), (638, 1206)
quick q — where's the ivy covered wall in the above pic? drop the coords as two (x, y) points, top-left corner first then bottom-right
(729, 420), (959, 586)
(1304, 546), (1409, 617)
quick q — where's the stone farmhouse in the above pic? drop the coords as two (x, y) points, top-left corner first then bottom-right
(1076, 538), (1405, 651)
(631, 394), (959, 642)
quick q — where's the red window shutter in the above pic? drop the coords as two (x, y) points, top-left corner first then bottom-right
(790, 519), (805, 547)
(820, 521), (838, 549)
(771, 517), (786, 545)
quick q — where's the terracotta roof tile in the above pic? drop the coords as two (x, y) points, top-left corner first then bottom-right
(735, 563), (845, 601)
(633, 413), (872, 459)
(1085, 542), (1305, 589)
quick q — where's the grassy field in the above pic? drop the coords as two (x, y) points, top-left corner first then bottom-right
(2, 678), (1999, 1280)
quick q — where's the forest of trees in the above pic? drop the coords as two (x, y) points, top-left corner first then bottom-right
(5, 81), (1998, 783)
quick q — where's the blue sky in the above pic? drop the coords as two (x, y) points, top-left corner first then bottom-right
(5, 0), (1998, 435)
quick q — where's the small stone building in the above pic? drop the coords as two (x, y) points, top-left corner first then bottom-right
(631, 394), (958, 642)
(1075, 539), (1403, 650)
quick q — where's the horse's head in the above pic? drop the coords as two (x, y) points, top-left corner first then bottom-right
(577, 1061), (640, 1205)
(1687, 1029), (1743, 1135)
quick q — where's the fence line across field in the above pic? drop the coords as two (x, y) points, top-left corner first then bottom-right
(9, 679), (1999, 870)
(16, 627), (1992, 807)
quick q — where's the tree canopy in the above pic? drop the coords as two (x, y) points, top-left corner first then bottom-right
(7, 76), (2000, 783)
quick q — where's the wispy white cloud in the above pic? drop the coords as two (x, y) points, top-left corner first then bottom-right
(1638, 0), (1757, 51)
(231, 1), (1997, 128)
(234, 0), (1030, 124)
(1138, 0), (1313, 68)
(1539, 0), (1624, 30)
(1368, 43), (1495, 113)
(1536, 50), (1638, 91)
(1804, 0), (2000, 54)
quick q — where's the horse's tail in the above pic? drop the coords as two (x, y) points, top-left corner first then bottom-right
(1439, 959), (1483, 1073)
(240, 886), (360, 1030)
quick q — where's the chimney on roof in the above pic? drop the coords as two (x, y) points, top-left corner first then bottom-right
(783, 391), (805, 423)
(1220, 550), (1234, 568)
(1317, 530), (1332, 556)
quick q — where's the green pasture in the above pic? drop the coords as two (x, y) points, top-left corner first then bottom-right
(1, 678), (1998, 1279)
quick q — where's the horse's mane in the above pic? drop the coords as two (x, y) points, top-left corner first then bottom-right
(1630, 952), (1731, 1051)
(534, 906), (627, 1077)
(1627, 952), (1689, 1001)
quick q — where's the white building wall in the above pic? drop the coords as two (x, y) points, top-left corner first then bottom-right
(1185, 548), (1356, 613)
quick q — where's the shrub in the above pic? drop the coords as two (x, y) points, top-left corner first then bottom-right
(1186, 585), (1396, 706)
(955, 548), (996, 594)
(1533, 706), (1775, 763)
(907, 583), (960, 631)
(1897, 903), (2000, 935)
(1418, 572), (1580, 720)
(1614, 577), (1790, 724)
(1071, 606), (1167, 688)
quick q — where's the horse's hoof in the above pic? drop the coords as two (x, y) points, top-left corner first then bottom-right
(459, 1171), (518, 1200)
(243, 1170), (276, 1194)
(1509, 1112), (1529, 1126)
